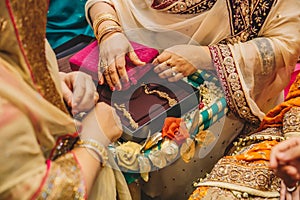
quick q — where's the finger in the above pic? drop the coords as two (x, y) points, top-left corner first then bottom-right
(128, 50), (145, 66)
(74, 77), (97, 112)
(280, 182), (287, 200)
(270, 144), (280, 169)
(277, 138), (300, 153)
(94, 92), (99, 104)
(289, 160), (300, 177)
(154, 61), (169, 73)
(99, 74), (105, 85)
(61, 80), (74, 108)
(276, 166), (299, 187)
(98, 59), (108, 85)
(115, 54), (128, 83)
(270, 139), (300, 168)
(158, 67), (174, 79)
(104, 70), (115, 91)
(107, 61), (122, 91)
(168, 72), (184, 82)
(152, 51), (172, 65)
(292, 186), (300, 200)
(279, 141), (300, 162)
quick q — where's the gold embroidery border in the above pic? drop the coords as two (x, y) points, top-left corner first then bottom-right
(36, 153), (86, 200)
(152, 0), (217, 14)
(283, 107), (300, 134)
(7, 0), (68, 113)
(222, 0), (275, 44)
(209, 44), (260, 124)
(197, 157), (280, 197)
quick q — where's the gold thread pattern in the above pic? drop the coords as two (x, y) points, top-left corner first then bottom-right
(37, 153), (86, 200)
(143, 83), (178, 107)
(209, 44), (260, 124)
(114, 103), (139, 130)
(197, 157), (280, 195)
(151, 0), (217, 14)
(283, 107), (300, 135)
(8, 0), (68, 113)
(221, 0), (275, 44)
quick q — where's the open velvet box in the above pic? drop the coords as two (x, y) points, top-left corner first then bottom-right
(98, 70), (199, 143)
(54, 35), (199, 143)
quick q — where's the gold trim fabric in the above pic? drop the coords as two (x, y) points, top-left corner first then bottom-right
(8, 0), (68, 113)
(189, 73), (300, 199)
(36, 153), (86, 200)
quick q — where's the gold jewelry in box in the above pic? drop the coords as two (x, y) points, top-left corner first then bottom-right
(75, 138), (108, 166)
(114, 103), (139, 130)
(142, 83), (177, 107)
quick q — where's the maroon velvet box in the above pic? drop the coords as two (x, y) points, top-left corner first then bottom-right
(98, 70), (199, 143)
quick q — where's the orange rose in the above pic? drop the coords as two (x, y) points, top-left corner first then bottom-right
(162, 117), (189, 145)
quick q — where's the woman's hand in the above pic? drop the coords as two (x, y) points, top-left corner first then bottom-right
(153, 45), (213, 82)
(80, 102), (123, 147)
(280, 181), (300, 200)
(59, 71), (98, 115)
(98, 33), (145, 91)
(270, 137), (300, 200)
(270, 137), (300, 184)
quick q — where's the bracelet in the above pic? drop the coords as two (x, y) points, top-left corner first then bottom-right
(96, 25), (123, 44)
(93, 13), (121, 36)
(75, 138), (108, 166)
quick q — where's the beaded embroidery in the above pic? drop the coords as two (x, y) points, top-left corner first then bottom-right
(37, 153), (86, 200)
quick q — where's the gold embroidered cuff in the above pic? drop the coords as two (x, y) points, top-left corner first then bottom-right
(75, 138), (108, 166)
(37, 153), (86, 199)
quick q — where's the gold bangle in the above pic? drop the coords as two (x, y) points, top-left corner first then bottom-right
(93, 13), (121, 36)
(97, 25), (123, 43)
(75, 138), (108, 166)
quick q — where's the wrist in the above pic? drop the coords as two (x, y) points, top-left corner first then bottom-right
(74, 138), (108, 166)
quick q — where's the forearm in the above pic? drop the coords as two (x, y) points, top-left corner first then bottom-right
(89, 1), (116, 21)
(72, 148), (101, 194)
(87, 1), (123, 44)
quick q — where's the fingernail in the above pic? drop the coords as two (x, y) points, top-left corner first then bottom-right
(110, 86), (115, 91)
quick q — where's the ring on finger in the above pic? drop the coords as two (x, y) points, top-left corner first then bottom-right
(287, 182), (299, 193)
(287, 186), (297, 193)
(166, 60), (172, 67)
(171, 67), (178, 77)
(99, 60), (108, 73)
(107, 67), (115, 75)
